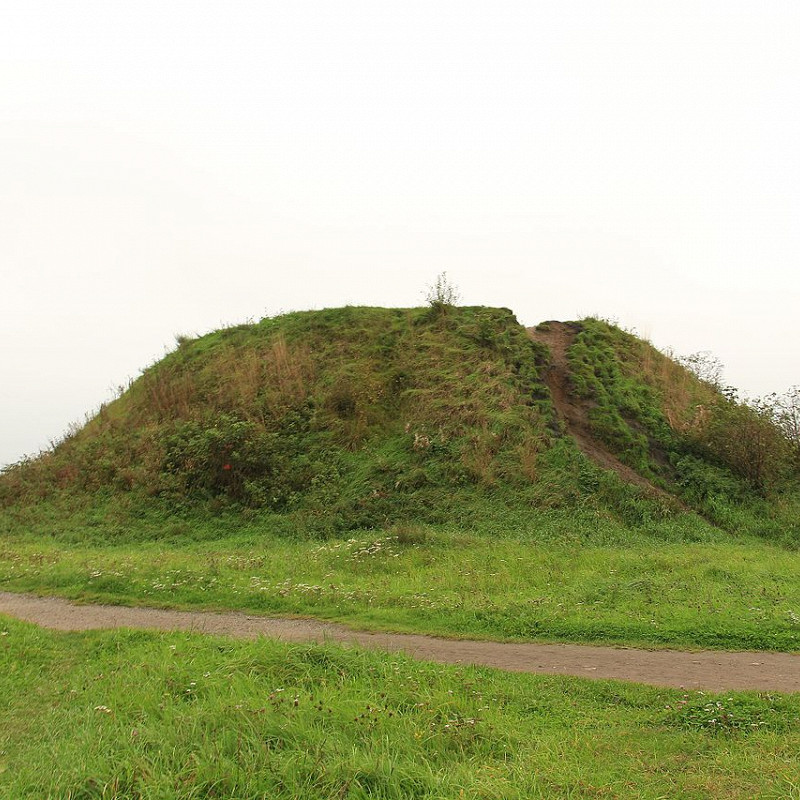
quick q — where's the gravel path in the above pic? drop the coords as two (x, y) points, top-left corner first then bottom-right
(2, 591), (798, 692)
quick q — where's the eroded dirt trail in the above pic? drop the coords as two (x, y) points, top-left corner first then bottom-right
(2, 592), (798, 692)
(527, 322), (672, 498)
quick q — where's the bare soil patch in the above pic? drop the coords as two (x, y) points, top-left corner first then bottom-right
(2, 592), (798, 692)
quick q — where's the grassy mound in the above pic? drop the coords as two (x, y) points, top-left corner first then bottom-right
(2, 306), (557, 530)
(1, 305), (797, 543)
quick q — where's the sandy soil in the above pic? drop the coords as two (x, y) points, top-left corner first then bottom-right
(2, 591), (798, 692)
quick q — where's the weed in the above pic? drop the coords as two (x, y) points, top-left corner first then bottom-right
(424, 271), (460, 308)
(668, 692), (796, 734)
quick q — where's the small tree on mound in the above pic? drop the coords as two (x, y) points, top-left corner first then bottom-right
(424, 272), (460, 317)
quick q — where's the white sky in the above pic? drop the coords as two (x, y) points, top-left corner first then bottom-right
(2, 0), (799, 467)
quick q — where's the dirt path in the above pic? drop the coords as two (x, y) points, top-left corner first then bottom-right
(2, 592), (798, 692)
(527, 322), (675, 500)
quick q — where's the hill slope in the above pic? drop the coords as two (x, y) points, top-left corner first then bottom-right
(1, 305), (798, 543)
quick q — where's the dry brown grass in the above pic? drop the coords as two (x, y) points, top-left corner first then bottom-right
(624, 338), (717, 432)
(261, 335), (315, 416)
(135, 368), (199, 423)
(128, 334), (315, 426)
(461, 428), (499, 484)
(517, 427), (548, 482)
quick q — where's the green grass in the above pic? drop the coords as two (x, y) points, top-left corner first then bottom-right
(3, 305), (800, 796)
(566, 317), (800, 537)
(1, 306), (554, 531)
(3, 506), (800, 652)
(2, 616), (800, 799)
(5, 306), (798, 543)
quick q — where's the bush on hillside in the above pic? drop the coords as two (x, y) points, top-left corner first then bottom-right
(160, 411), (316, 508)
(773, 386), (800, 469)
(690, 394), (792, 495)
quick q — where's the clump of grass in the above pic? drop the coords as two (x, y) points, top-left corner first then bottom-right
(667, 692), (798, 734)
(391, 522), (430, 546)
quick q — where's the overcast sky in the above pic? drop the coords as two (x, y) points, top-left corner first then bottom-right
(2, 0), (799, 468)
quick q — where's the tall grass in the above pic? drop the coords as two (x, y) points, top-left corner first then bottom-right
(2, 617), (799, 799)
(2, 306), (561, 528)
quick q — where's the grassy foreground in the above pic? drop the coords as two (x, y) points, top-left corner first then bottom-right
(2, 616), (800, 799)
(3, 510), (800, 652)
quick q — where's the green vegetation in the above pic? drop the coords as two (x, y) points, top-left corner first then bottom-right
(2, 617), (800, 799)
(566, 317), (800, 541)
(1, 306), (554, 532)
(2, 302), (800, 796)
(4, 306), (798, 546)
(3, 517), (800, 651)
(1, 305), (799, 652)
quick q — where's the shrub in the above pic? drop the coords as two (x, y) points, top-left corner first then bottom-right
(773, 386), (800, 469)
(423, 272), (460, 320)
(425, 271), (460, 307)
(161, 413), (283, 507)
(692, 396), (791, 494)
(672, 455), (744, 505)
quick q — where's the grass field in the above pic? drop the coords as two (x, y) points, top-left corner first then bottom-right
(2, 616), (800, 799)
(3, 507), (800, 652)
(3, 305), (800, 796)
